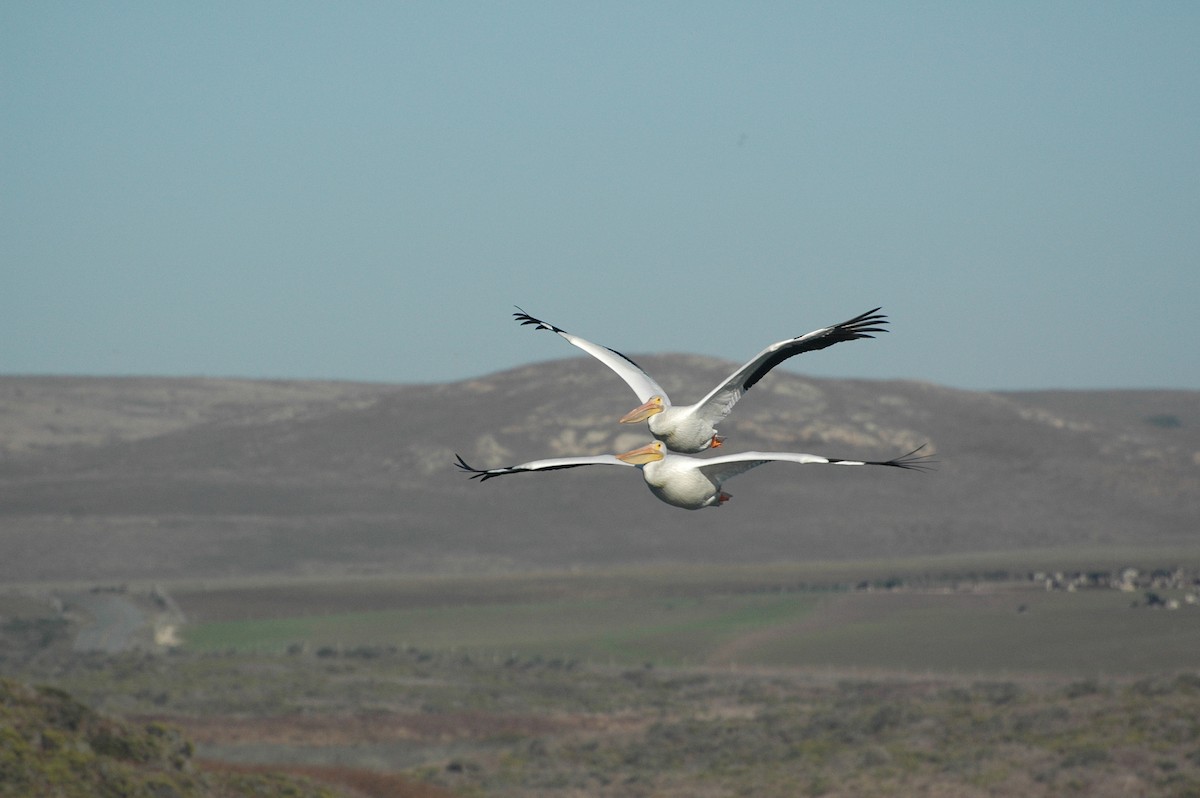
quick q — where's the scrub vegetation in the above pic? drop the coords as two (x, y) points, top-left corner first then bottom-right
(0, 677), (342, 798)
(4, 562), (1200, 796)
(7, 649), (1200, 798)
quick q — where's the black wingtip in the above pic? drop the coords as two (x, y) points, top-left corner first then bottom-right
(454, 454), (492, 480)
(512, 306), (562, 333)
(881, 444), (938, 472)
(836, 307), (889, 339)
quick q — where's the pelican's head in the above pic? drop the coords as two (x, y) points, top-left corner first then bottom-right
(618, 395), (665, 424)
(615, 440), (666, 465)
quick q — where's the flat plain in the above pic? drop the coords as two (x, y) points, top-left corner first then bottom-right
(8, 560), (1200, 798)
(172, 558), (1200, 676)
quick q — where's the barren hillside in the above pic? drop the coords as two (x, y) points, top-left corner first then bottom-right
(1, 365), (1196, 582)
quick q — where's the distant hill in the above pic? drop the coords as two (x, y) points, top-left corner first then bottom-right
(1, 365), (1197, 583)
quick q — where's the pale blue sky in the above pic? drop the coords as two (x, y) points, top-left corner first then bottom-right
(4, 2), (1198, 391)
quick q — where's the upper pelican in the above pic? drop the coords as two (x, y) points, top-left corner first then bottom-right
(456, 441), (932, 511)
(514, 307), (888, 453)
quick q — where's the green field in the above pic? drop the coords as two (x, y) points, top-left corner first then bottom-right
(176, 557), (1200, 676)
(183, 592), (824, 664)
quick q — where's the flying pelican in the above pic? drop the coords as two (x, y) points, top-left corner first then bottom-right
(514, 307), (888, 453)
(455, 441), (932, 511)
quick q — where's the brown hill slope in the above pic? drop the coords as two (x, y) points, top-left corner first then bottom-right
(0, 677), (345, 798)
(1, 365), (1196, 582)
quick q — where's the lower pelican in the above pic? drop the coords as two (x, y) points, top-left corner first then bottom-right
(456, 441), (932, 510)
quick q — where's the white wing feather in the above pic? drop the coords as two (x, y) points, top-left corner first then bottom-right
(692, 446), (933, 484)
(692, 451), (834, 483)
(514, 309), (667, 403)
(455, 453), (634, 481)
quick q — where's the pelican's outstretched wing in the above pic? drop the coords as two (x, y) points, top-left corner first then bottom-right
(694, 444), (935, 484)
(514, 308), (667, 403)
(455, 453), (634, 482)
(686, 307), (888, 427)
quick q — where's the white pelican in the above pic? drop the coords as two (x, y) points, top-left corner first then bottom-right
(455, 441), (932, 511)
(514, 307), (888, 453)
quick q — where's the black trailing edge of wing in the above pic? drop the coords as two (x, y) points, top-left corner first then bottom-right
(741, 307), (889, 392)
